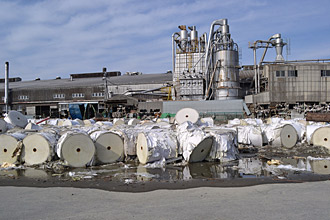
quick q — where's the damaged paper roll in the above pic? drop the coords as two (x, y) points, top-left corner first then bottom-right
(237, 125), (263, 147)
(4, 111), (28, 128)
(128, 118), (140, 126)
(311, 127), (330, 150)
(175, 108), (199, 125)
(62, 119), (81, 127)
(89, 130), (124, 164)
(0, 133), (26, 164)
(56, 132), (95, 167)
(113, 118), (125, 126)
(0, 119), (7, 134)
(176, 121), (213, 162)
(25, 122), (42, 131)
(22, 132), (57, 165)
(205, 127), (238, 162)
(83, 119), (95, 126)
(136, 129), (178, 164)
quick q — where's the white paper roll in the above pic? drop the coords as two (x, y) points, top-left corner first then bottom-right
(306, 124), (324, 144)
(83, 119), (95, 126)
(62, 120), (81, 127)
(0, 133), (26, 164)
(188, 136), (213, 163)
(280, 124), (298, 148)
(113, 118), (125, 126)
(136, 129), (178, 164)
(311, 127), (330, 150)
(175, 108), (199, 125)
(0, 119), (7, 134)
(56, 132), (95, 167)
(22, 132), (57, 165)
(90, 131), (124, 164)
(4, 111), (28, 128)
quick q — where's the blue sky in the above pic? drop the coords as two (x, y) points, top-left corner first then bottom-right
(1, 0), (330, 80)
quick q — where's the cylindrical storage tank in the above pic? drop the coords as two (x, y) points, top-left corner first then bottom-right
(4, 111), (28, 128)
(0, 119), (7, 134)
(90, 131), (124, 164)
(213, 50), (240, 100)
(280, 124), (299, 148)
(176, 121), (213, 162)
(22, 132), (57, 165)
(0, 133), (26, 164)
(311, 127), (330, 150)
(175, 108), (199, 125)
(56, 132), (95, 167)
(136, 129), (178, 164)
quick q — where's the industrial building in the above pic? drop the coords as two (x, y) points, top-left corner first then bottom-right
(0, 69), (172, 119)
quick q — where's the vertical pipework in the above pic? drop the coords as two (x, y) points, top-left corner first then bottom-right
(253, 49), (258, 94)
(5, 62), (9, 113)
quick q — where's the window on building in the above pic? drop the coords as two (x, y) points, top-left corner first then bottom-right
(72, 93), (85, 98)
(275, 70), (285, 77)
(18, 95), (29, 100)
(288, 70), (298, 77)
(53, 94), (65, 99)
(321, 70), (330, 77)
(92, 92), (104, 97)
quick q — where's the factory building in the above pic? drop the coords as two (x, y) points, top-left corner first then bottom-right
(0, 70), (172, 119)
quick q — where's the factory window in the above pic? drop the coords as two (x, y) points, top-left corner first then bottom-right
(321, 70), (330, 77)
(18, 95), (29, 100)
(288, 70), (298, 77)
(53, 94), (65, 99)
(92, 92), (104, 97)
(72, 93), (85, 98)
(275, 71), (285, 77)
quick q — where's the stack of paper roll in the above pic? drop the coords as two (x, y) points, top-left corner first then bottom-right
(0, 119), (7, 134)
(205, 127), (238, 162)
(89, 130), (124, 164)
(136, 129), (178, 164)
(0, 133), (27, 164)
(311, 126), (330, 150)
(22, 132), (57, 165)
(175, 108), (199, 125)
(4, 111), (28, 128)
(176, 121), (213, 162)
(56, 131), (95, 167)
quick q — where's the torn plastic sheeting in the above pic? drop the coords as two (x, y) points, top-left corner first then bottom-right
(136, 129), (177, 164)
(237, 125), (263, 147)
(261, 123), (284, 146)
(176, 121), (213, 162)
(204, 127), (239, 162)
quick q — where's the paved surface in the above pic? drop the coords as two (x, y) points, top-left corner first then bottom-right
(0, 181), (329, 220)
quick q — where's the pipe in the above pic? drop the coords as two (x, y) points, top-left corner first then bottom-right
(5, 62), (9, 113)
(253, 49), (257, 94)
(172, 32), (180, 76)
(204, 19), (227, 98)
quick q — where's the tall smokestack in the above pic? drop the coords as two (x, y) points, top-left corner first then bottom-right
(5, 62), (9, 113)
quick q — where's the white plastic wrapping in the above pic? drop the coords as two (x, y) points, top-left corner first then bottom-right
(0, 119), (8, 134)
(237, 125), (263, 147)
(136, 129), (178, 164)
(176, 121), (213, 162)
(25, 123), (42, 131)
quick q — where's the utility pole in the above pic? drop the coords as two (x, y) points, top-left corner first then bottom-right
(5, 62), (9, 113)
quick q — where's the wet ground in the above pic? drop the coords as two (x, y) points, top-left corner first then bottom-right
(1, 149), (330, 192)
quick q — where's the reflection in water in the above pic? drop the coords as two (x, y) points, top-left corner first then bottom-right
(1, 157), (329, 182)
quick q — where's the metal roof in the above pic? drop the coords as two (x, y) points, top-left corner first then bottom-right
(0, 73), (173, 90)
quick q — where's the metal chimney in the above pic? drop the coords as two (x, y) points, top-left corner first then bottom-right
(275, 34), (285, 62)
(5, 62), (9, 113)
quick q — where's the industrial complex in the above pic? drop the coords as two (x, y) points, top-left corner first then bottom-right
(1, 19), (330, 120)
